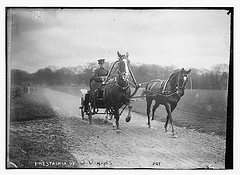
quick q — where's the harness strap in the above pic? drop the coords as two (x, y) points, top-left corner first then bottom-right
(145, 89), (181, 98)
(116, 82), (129, 90)
(149, 82), (158, 92)
(162, 79), (169, 93)
(158, 80), (163, 89)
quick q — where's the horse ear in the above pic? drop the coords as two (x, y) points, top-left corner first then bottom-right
(117, 51), (121, 58)
(181, 68), (184, 73)
(126, 52), (129, 58)
(186, 69), (191, 74)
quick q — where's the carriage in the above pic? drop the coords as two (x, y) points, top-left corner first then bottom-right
(79, 52), (139, 125)
(79, 86), (108, 124)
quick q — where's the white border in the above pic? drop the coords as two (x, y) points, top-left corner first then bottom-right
(1, 1), (239, 175)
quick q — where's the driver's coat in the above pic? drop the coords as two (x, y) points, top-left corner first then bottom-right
(90, 67), (109, 102)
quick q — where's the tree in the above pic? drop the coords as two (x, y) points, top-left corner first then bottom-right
(220, 72), (228, 90)
(10, 63), (229, 90)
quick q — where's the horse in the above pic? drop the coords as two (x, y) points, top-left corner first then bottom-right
(141, 68), (191, 137)
(103, 51), (132, 132)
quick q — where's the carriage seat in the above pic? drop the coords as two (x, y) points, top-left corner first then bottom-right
(80, 89), (88, 101)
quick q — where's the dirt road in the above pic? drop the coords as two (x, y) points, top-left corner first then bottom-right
(43, 88), (225, 169)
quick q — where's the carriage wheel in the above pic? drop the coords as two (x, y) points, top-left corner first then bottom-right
(88, 104), (92, 124)
(81, 106), (84, 119)
(80, 97), (85, 119)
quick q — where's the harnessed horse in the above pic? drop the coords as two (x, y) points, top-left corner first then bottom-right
(141, 68), (191, 137)
(103, 52), (138, 132)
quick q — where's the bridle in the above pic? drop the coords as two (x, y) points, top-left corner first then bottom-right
(116, 58), (130, 91)
(175, 72), (189, 96)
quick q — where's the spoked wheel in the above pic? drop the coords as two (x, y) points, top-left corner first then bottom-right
(80, 106), (84, 119)
(80, 97), (85, 119)
(88, 103), (92, 124)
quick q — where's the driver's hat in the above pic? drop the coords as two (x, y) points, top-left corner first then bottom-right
(97, 59), (105, 64)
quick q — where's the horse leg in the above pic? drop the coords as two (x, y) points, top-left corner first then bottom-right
(164, 102), (177, 132)
(165, 103), (177, 137)
(104, 109), (109, 124)
(125, 105), (132, 122)
(112, 109), (117, 129)
(115, 110), (120, 130)
(146, 97), (153, 128)
(152, 101), (160, 120)
(114, 109), (121, 134)
(112, 107), (120, 128)
(171, 103), (177, 112)
(164, 104), (170, 132)
(109, 112), (113, 120)
(170, 103), (178, 137)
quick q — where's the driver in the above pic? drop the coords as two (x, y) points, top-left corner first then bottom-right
(89, 59), (109, 112)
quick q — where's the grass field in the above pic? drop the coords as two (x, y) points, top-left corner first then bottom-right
(50, 85), (228, 137)
(9, 90), (78, 168)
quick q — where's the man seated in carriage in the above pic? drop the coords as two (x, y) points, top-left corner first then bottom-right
(89, 59), (109, 112)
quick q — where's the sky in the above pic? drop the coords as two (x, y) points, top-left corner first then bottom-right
(8, 8), (231, 73)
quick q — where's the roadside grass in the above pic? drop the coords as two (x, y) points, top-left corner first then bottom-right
(10, 92), (56, 122)
(8, 89), (78, 168)
(49, 85), (89, 97)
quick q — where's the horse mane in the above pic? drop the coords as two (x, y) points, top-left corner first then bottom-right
(168, 69), (181, 80)
(167, 69), (181, 90)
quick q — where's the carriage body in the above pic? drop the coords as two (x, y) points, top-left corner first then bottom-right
(79, 88), (108, 124)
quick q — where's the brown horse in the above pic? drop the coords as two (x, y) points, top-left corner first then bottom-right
(141, 68), (191, 137)
(103, 52), (133, 132)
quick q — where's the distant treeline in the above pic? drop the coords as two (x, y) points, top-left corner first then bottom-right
(11, 63), (229, 90)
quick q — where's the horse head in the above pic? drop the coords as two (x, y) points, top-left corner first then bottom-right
(169, 68), (191, 96)
(116, 51), (131, 88)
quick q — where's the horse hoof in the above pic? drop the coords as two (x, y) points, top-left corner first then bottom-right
(104, 120), (108, 124)
(116, 130), (121, 134)
(172, 133), (178, 138)
(164, 127), (168, 132)
(109, 115), (113, 120)
(125, 117), (131, 122)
